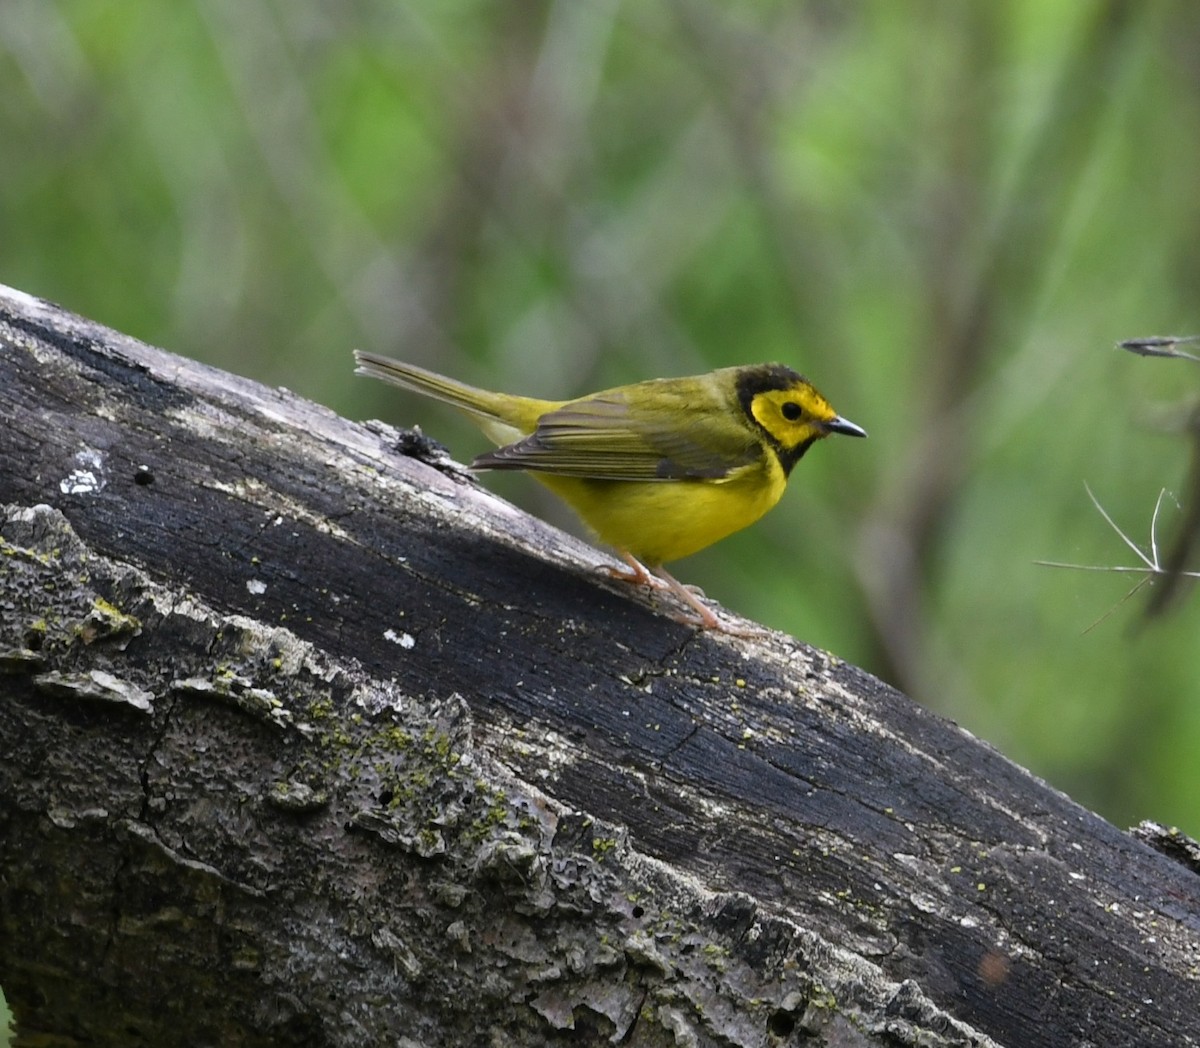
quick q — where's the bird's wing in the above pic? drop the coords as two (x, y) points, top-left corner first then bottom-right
(471, 389), (763, 481)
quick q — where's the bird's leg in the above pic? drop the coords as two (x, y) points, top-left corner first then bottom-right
(599, 554), (711, 625)
(598, 552), (671, 591)
(651, 566), (722, 630)
(651, 566), (771, 636)
(599, 554), (766, 636)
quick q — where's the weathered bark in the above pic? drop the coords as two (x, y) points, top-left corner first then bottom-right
(1, 283), (1198, 1048)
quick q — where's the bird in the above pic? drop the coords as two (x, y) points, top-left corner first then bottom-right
(354, 352), (866, 631)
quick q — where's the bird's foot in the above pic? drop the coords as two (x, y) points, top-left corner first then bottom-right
(599, 555), (768, 637)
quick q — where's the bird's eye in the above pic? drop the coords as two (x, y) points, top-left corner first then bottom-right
(781, 401), (802, 421)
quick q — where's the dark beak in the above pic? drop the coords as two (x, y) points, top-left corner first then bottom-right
(825, 415), (867, 438)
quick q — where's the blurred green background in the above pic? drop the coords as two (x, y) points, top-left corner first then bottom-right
(3, 0), (1199, 859)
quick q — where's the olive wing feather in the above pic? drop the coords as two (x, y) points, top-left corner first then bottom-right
(471, 388), (763, 481)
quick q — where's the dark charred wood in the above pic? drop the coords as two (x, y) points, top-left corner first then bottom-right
(1, 285), (1198, 1047)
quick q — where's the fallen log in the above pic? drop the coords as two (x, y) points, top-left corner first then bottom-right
(1, 284), (1198, 1047)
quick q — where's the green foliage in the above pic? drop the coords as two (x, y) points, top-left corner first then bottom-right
(3, 0), (1199, 841)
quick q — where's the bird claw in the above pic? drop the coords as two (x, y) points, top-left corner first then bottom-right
(597, 558), (671, 591)
(597, 555), (766, 637)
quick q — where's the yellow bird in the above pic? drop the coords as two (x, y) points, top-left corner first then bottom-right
(354, 352), (865, 631)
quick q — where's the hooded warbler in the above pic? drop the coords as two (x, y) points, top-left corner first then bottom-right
(354, 352), (865, 631)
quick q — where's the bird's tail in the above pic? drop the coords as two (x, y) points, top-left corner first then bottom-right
(353, 351), (553, 445)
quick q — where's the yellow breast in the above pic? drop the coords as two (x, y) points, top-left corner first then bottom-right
(537, 457), (788, 567)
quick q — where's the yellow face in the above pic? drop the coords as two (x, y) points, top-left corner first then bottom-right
(748, 384), (839, 447)
(737, 366), (863, 474)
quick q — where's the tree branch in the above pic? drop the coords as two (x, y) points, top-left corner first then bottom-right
(1, 284), (1198, 1047)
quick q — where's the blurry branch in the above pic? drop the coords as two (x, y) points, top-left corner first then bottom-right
(856, 1), (1145, 695)
(1119, 335), (1200, 617)
(669, 0), (838, 352)
(197, 2), (442, 359)
(1144, 418), (1200, 617)
(1119, 334), (1200, 364)
(1041, 336), (1200, 624)
(1036, 484), (1198, 631)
